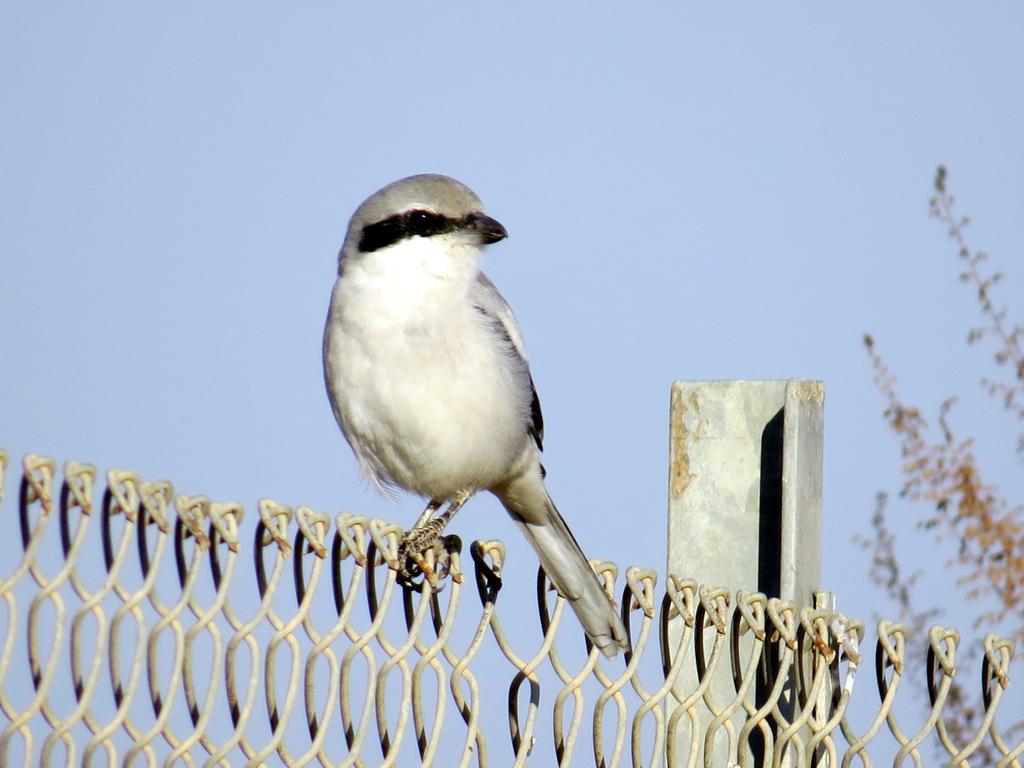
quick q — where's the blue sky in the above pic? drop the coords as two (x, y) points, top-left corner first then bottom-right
(2, 0), (1022, 699)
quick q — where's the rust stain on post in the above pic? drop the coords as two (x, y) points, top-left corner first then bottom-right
(789, 379), (824, 406)
(669, 387), (697, 499)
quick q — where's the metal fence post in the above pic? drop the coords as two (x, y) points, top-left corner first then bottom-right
(666, 379), (824, 765)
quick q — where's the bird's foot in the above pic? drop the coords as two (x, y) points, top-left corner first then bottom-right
(397, 520), (462, 589)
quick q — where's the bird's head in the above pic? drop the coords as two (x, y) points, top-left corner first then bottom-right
(338, 174), (507, 279)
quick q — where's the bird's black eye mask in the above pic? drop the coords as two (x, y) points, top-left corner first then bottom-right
(358, 209), (461, 253)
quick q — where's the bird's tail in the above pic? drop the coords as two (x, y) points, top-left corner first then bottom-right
(495, 474), (629, 658)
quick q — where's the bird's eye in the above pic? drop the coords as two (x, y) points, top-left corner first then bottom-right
(404, 209), (444, 236)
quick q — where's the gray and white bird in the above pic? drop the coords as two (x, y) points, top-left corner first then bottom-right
(323, 174), (628, 658)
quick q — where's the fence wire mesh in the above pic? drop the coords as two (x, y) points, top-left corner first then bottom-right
(0, 450), (1020, 767)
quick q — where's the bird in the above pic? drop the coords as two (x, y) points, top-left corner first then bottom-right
(322, 174), (629, 658)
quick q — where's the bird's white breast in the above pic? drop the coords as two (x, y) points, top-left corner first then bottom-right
(324, 237), (533, 499)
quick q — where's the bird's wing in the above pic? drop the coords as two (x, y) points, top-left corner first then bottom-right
(472, 272), (545, 451)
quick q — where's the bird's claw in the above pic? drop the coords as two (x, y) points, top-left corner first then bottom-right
(396, 530), (462, 590)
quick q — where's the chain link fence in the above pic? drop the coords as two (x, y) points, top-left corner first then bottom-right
(0, 450), (1020, 766)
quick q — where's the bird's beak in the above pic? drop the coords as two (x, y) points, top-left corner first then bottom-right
(466, 212), (507, 244)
